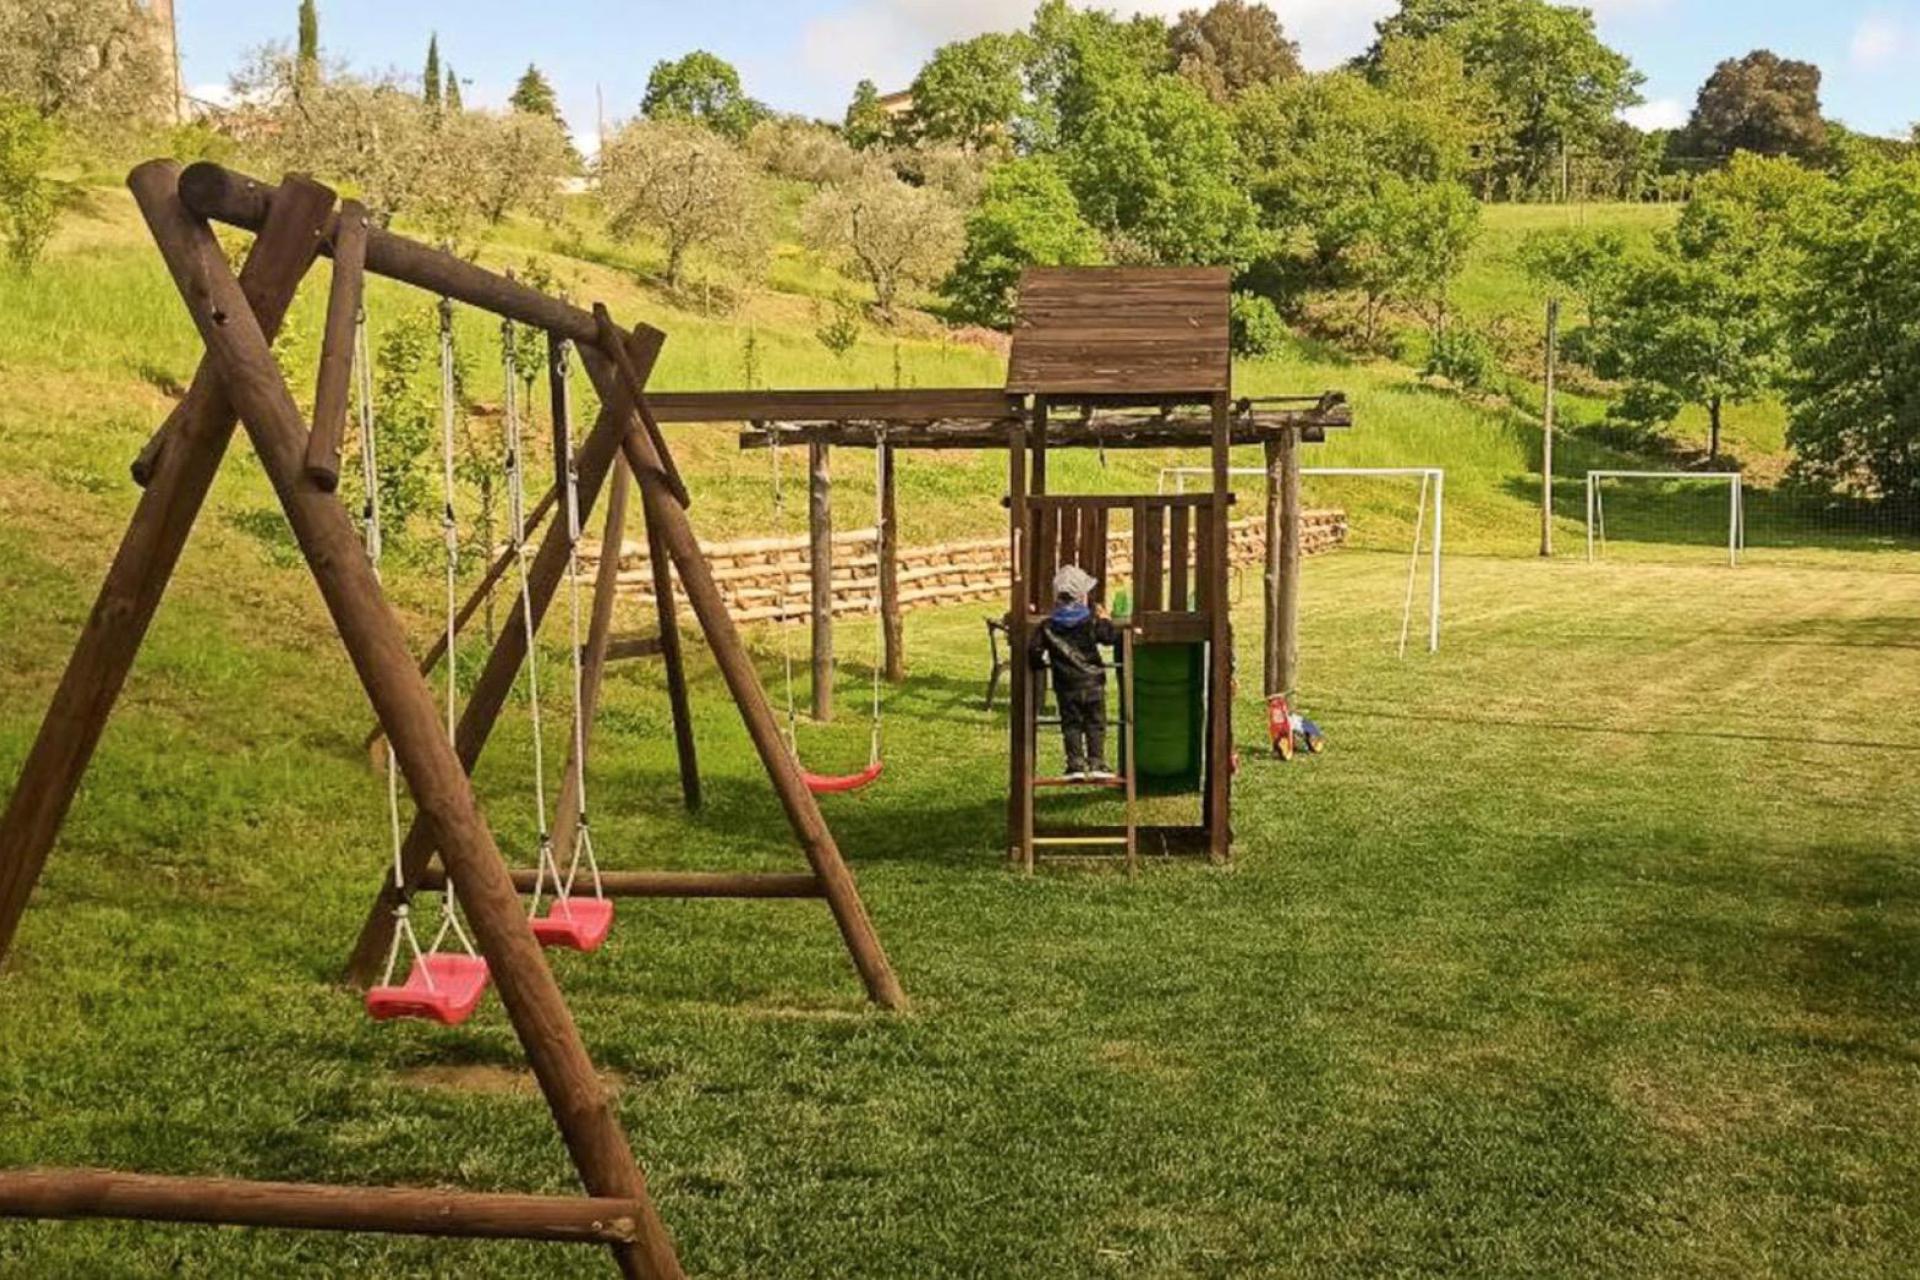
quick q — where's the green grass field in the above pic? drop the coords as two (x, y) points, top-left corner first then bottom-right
(3, 182), (1919, 1277)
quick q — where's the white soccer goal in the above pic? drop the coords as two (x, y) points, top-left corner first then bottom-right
(1585, 470), (1745, 567)
(1160, 465), (1444, 655)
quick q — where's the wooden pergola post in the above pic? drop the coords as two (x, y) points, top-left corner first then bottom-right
(808, 439), (833, 721)
(1006, 408), (1032, 869)
(878, 438), (904, 683)
(127, 161), (681, 1280)
(1205, 391), (1233, 864)
(1272, 426), (1302, 697)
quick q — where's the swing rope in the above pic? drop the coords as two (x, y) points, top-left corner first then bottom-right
(368, 305), (476, 994)
(552, 339), (603, 903)
(766, 426), (884, 793)
(495, 318), (566, 919)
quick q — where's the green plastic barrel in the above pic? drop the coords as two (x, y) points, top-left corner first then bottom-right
(1128, 642), (1205, 795)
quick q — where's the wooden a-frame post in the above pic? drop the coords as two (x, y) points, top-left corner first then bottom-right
(0, 163), (683, 1280)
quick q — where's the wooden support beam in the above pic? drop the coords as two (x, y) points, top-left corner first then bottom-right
(130, 161), (679, 1280)
(592, 303), (689, 510)
(1206, 392), (1233, 865)
(604, 634), (664, 662)
(345, 338), (655, 987)
(303, 199), (368, 492)
(809, 440), (833, 722)
(177, 162), (605, 345)
(0, 174), (334, 967)
(644, 480), (702, 811)
(609, 374), (906, 1012)
(417, 869), (824, 899)
(878, 440), (903, 683)
(733, 406), (1351, 452)
(0, 1170), (647, 1245)
(1007, 406), (1033, 873)
(1274, 428), (1302, 698)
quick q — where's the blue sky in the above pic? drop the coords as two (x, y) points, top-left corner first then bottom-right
(176, 0), (1920, 152)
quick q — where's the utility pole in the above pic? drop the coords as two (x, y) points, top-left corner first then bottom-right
(1541, 297), (1559, 558)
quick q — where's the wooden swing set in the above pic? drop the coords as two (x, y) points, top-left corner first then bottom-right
(0, 161), (906, 1278)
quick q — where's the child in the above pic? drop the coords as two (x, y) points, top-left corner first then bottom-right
(1029, 564), (1121, 781)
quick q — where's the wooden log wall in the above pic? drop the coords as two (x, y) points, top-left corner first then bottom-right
(581, 509), (1347, 626)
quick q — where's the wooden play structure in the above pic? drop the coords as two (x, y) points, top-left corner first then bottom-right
(0, 162), (905, 1278)
(637, 267), (1349, 870)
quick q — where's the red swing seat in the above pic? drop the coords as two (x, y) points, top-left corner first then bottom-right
(801, 759), (884, 795)
(530, 896), (615, 951)
(365, 953), (490, 1026)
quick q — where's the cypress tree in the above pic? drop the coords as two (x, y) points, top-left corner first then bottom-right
(423, 34), (441, 106)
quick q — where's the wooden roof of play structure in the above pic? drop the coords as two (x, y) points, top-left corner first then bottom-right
(1006, 266), (1231, 401)
(641, 265), (1348, 447)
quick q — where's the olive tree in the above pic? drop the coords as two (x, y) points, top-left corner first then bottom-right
(597, 118), (767, 290)
(803, 167), (963, 320)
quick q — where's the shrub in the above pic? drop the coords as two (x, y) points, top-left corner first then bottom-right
(0, 96), (57, 274)
(1424, 324), (1496, 390)
(1229, 290), (1287, 357)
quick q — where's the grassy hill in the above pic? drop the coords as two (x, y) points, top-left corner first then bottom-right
(4, 173), (1920, 1277)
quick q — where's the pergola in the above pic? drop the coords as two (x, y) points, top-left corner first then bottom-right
(643, 335), (1349, 709)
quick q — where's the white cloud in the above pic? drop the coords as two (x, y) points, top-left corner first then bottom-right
(1851, 12), (1913, 70)
(797, 0), (1397, 100)
(1621, 97), (1687, 131)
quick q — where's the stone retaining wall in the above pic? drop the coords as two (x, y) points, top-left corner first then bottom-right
(583, 509), (1347, 623)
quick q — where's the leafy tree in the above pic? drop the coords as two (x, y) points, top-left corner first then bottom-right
(1062, 67), (1261, 267)
(1361, 0), (1642, 197)
(443, 65), (461, 112)
(941, 156), (1103, 328)
(1021, 0), (1172, 152)
(0, 0), (170, 120)
(843, 79), (891, 150)
(296, 0), (319, 95)
(1328, 175), (1479, 343)
(1598, 154), (1821, 458)
(229, 53), (568, 238)
(1518, 225), (1628, 327)
(1782, 156), (1920, 514)
(907, 32), (1028, 150)
(803, 167), (964, 320)
(510, 64), (559, 120)
(747, 117), (861, 183)
(1362, 0), (1500, 59)
(423, 34), (440, 107)
(470, 110), (575, 224)
(1168, 1), (1301, 104)
(641, 50), (765, 140)
(0, 96), (58, 274)
(1677, 50), (1826, 164)
(597, 118), (766, 289)
(1235, 62), (1485, 307)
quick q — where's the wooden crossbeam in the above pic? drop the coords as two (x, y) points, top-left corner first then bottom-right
(0, 1170), (648, 1245)
(417, 869), (824, 898)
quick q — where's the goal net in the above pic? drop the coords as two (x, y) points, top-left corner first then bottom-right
(1161, 465), (1443, 657)
(1585, 471), (1745, 567)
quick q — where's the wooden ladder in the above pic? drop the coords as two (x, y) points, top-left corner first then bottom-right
(1025, 628), (1139, 874)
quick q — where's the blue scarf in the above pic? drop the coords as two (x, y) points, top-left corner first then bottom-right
(1050, 602), (1091, 628)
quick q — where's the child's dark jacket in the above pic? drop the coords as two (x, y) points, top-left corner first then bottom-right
(1029, 606), (1120, 692)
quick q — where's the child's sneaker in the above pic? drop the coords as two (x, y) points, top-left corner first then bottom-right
(1086, 764), (1117, 782)
(1063, 768), (1087, 782)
